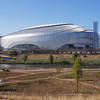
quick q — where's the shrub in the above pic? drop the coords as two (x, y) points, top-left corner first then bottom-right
(8, 50), (17, 57)
(22, 55), (28, 62)
(72, 53), (78, 62)
(49, 54), (54, 64)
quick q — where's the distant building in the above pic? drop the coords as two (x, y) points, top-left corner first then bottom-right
(1, 23), (99, 52)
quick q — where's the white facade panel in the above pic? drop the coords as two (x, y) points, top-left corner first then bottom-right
(1, 23), (98, 50)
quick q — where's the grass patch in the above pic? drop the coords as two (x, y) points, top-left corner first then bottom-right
(0, 58), (70, 64)
(2, 57), (100, 65)
(83, 71), (100, 79)
(58, 74), (73, 79)
(0, 72), (23, 78)
(82, 58), (100, 65)
(58, 71), (100, 80)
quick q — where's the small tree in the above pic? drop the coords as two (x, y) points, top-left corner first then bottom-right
(73, 57), (83, 93)
(8, 50), (17, 57)
(13, 50), (18, 56)
(8, 50), (13, 57)
(72, 53), (78, 62)
(22, 54), (28, 62)
(49, 54), (54, 64)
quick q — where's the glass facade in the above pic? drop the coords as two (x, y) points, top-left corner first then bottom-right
(1, 23), (98, 50)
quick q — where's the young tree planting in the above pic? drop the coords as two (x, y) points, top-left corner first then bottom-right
(49, 54), (54, 64)
(73, 57), (83, 93)
(72, 53), (78, 62)
(8, 50), (18, 57)
(22, 54), (28, 62)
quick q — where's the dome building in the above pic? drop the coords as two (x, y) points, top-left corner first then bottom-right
(1, 23), (99, 52)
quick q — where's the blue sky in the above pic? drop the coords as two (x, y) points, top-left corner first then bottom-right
(0, 0), (100, 36)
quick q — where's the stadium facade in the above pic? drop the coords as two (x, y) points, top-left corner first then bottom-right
(0, 22), (99, 52)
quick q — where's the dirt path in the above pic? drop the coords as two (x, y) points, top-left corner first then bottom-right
(1, 68), (100, 91)
(0, 69), (59, 85)
(52, 77), (100, 90)
(2, 73), (31, 80)
(1, 68), (58, 81)
(0, 77), (52, 85)
(80, 81), (100, 90)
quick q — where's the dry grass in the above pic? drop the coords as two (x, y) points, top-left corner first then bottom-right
(16, 54), (100, 59)
(0, 71), (23, 79)
(11, 72), (58, 81)
(2, 53), (100, 59)
(17, 54), (72, 59)
(1, 78), (100, 95)
(1, 69), (100, 99)
(1, 70), (100, 95)
(1, 94), (100, 100)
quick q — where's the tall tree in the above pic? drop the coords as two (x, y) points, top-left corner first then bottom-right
(73, 57), (83, 93)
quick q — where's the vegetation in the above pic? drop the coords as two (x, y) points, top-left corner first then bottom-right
(49, 54), (54, 64)
(1, 94), (100, 100)
(22, 54), (28, 62)
(56, 66), (63, 73)
(72, 53), (78, 62)
(8, 50), (18, 57)
(1, 54), (100, 99)
(2, 53), (100, 65)
(0, 57), (70, 64)
(58, 73), (73, 79)
(81, 58), (100, 65)
(0, 70), (100, 96)
(73, 57), (83, 93)
(1, 56), (100, 66)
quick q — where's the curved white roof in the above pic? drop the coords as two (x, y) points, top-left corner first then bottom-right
(1, 23), (95, 50)
(3, 23), (93, 37)
(23, 23), (92, 32)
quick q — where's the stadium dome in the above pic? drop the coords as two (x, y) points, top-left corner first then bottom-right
(1, 23), (99, 51)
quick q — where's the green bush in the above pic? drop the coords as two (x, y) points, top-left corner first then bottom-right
(72, 53), (78, 62)
(8, 50), (18, 57)
(7, 82), (17, 87)
(22, 55), (28, 62)
(49, 54), (54, 64)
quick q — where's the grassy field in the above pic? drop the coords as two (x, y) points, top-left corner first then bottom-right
(0, 57), (70, 64)
(1, 58), (100, 65)
(1, 54), (100, 65)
